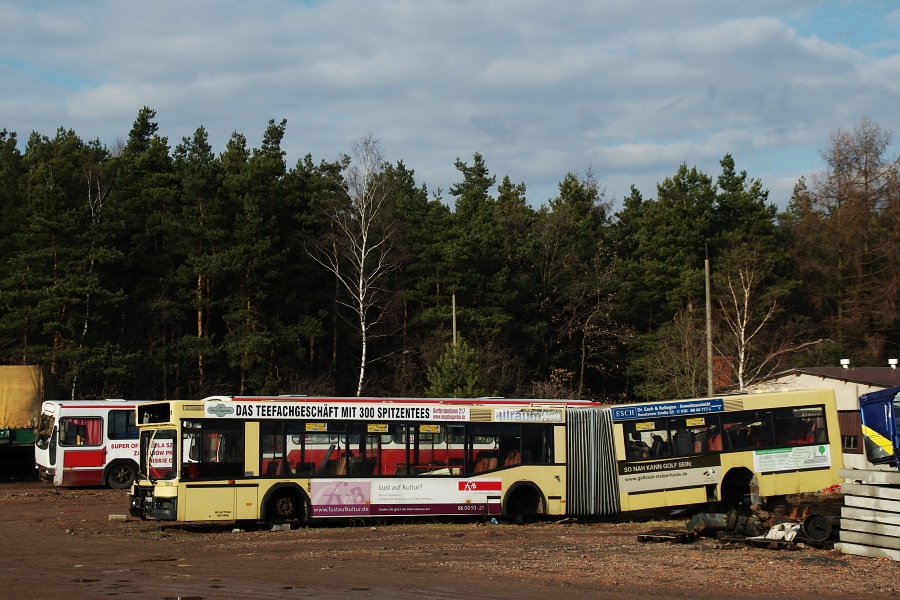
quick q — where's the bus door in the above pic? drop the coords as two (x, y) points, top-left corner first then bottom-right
(332, 422), (380, 476)
(179, 420), (252, 521)
(388, 423), (447, 475)
(54, 414), (106, 485)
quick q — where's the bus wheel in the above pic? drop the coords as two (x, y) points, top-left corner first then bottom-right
(267, 490), (305, 522)
(106, 463), (137, 489)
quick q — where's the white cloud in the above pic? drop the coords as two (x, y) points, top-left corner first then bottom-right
(1, 0), (898, 210)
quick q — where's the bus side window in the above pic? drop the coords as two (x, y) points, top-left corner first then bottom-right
(316, 444), (336, 475)
(626, 432), (650, 460)
(348, 454), (376, 475)
(109, 410), (138, 440)
(725, 411), (774, 449)
(59, 417), (102, 446)
(743, 426), (758, 446)
(473, 450), (498, 472)
(650, 434), (667, 457)
(673, 427), (693, 456)
(815, 424), (827, 443)
(772, 407), (824, 446)
(497, 435), (521, 467)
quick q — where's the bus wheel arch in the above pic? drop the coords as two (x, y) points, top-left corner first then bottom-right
(719, 467), (756, 510)
(503, 482), (545, 522)
(262, 484), (309, 523)
(104, 460), (138, 489)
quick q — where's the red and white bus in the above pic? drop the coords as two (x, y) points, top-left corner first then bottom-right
(35, 400), (152, 488)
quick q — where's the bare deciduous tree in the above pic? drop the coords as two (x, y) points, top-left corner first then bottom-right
(713, 245), (778, 390)
(807, 117), (900, 353)
(309, 134), (399, 396)
(71, 152), (112, 399)
(632, 308), (707, 400)
(713, 244), (824, 390)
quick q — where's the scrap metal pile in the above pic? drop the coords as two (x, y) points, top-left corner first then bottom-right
(639, 505), (837, 549)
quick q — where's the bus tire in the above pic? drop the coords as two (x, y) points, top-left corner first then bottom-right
(266, 488), (306, 522)
(106, 462), (137, 489)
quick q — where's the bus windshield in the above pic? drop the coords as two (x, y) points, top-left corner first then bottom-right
(35, 413), (54, 450)
(141, 429), (176, 481)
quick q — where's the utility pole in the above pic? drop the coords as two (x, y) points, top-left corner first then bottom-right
(452, 292), (457, 346)
(705, 255), (714, 396)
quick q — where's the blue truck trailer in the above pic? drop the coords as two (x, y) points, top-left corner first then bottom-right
(859, 386), (900, 469)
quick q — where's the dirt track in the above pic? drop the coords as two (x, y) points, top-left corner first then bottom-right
(0, 480), (895, 599)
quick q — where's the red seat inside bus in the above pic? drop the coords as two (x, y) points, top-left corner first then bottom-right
(474, 451), (498, 472)
(265, 459), (290, 476)
(502, 451), (521, 467)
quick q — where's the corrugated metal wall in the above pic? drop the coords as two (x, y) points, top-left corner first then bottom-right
(838, 409), (863, 454)
(565, 406), (620, 516)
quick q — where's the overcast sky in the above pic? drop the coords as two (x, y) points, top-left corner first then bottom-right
(2, 1), (898, 210)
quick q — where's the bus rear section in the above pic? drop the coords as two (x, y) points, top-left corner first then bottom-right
(35, 400), (146, 488)
(610, 389), (844, 511)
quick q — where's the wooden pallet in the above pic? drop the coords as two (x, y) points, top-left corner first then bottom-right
(637, 529), (696, 544)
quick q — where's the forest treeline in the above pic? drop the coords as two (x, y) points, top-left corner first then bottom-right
(0, 109), (898, 402)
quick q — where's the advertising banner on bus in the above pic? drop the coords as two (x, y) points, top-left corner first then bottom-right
(308, 478), (503, 517)
(205, 401), (470, 422)
(752, 445), (831, 473)
(617, 454), (720, 494)
(611, 399), (724, 421)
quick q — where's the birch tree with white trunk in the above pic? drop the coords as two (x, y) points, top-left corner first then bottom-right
(310, 133), (399, 396)
(713, 244), (823, 390)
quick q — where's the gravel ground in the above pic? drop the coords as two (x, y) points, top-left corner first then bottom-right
(0, 481), (895, 599)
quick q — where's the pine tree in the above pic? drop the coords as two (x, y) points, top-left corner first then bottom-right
(108, 107), (179, 397)
(425, 338), (486, 398)
(172, 126), (229, 396)
(219, 121), (286, 394)
(536, 170), (622, 398)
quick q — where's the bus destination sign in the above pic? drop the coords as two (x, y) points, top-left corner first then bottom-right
(611, 398), (724, 422)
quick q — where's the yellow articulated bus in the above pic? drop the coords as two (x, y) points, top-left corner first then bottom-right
(128, 389), (842, 523)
